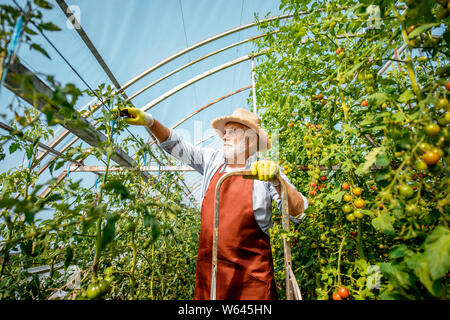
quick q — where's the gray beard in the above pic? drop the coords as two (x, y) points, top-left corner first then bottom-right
(222, 141), (247, 164)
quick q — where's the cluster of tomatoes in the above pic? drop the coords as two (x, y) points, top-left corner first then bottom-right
(85, 266), (115, 299)
(311, 93), (327, 106)
(414, 82), (449, 172)
(332, 286), (349, 300)
(307, 177), (327, 218)
(341, 183), (365, 222)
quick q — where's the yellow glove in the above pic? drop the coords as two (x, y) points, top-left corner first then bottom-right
(114, 107), (154, 126)
(250, 160), (278, 181)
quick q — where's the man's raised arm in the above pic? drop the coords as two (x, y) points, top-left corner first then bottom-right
(117, 107), (215, 174)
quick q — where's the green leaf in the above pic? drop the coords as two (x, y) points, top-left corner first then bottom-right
(375, 169), (391, 182)
(355, 147), (382, 175)
(398, 89), (414, 103)
(404, 253), (441, 297)
(101, 215), (119, 250)
(380, 262), (413, 290)
(64, 246), (74, 269)
(143, 213), (154, 228)
(327, 190), (346, 202)
(30, 43), (51, 59)
(371, 212), (395, 236)
(43, 193), (63, 204)
(38, 22), (61, 32)
(143, 213), (161, 243)
(407, 23), (440, 39)
(34, 0), (53, 9)
(389, 244), (413, 259)
(54, 160), (66, 171)
(151, 220), (161, 243)
(424, 226), (450, 280)
(366, 92), (389, 105)
(104, 178), (132, 200)
(375, 152), (390, 168)
(9, 142), (20, 154)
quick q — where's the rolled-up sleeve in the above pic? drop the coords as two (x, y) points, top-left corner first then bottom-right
(268, 171), (308, 223)
(159, 128), (216, 175)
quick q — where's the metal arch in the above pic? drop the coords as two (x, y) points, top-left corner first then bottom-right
(127, 33), (275, 102)
(141, 53), (264, 113)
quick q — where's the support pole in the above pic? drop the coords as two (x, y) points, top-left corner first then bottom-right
(251, 56), (257, 115)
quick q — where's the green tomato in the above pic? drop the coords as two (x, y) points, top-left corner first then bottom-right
(104, 266), (115, 276)
(98, 280), (110, 295)
(346, 214), (355, 222)
(86, 283), (102, 300)
(398, 185), (414, 198)
(342, 204), (353, 213)
(405, 204), (419, 216)
(104, 275), (115, 284)
(415, 159), (428, 171)
(424, 123), (440, 136)
(354, 210), (364, 219)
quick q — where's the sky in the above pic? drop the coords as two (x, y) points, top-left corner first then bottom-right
(0, 0), (286, 208)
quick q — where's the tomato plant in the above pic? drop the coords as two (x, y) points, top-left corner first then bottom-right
(255, 0), (449, 300)
(0, 2), (200, 300)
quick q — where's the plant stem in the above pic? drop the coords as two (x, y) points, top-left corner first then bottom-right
(91, 121), (113, 281)
(337, 236), (346, 287)
(356, 220), (366, 260)
(129, 230), (137, 299)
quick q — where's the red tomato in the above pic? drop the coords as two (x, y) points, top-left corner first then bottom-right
(320, 176), (327, 181)
(338, 286), (349, 299)
(332, 292), (342, 300)
(341, 182), (350, 190)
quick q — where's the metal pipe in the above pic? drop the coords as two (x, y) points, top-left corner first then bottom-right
(251, 57), (257, 115)
(141, 53), (265, 112)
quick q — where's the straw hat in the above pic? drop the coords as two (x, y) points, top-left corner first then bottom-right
(211, 108), (271, 151)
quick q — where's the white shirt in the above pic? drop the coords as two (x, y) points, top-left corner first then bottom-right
(159, 129), (308, 235)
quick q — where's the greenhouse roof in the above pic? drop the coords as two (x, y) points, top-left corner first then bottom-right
(0, 0), (288, 206)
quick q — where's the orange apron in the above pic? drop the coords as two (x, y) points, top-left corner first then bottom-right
(194, 164), (277, 300)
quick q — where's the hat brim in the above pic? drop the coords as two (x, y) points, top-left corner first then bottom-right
(211, 115), (271, 151)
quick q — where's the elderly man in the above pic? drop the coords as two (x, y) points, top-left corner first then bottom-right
(121, 107), (308, 300)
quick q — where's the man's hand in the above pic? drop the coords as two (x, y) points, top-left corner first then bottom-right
(114, 107), (154, 126)
(250, 160), (278, 181)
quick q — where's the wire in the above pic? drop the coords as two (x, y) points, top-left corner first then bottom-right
(231, 0), (245, 107)
(178, 0), (198, 109)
